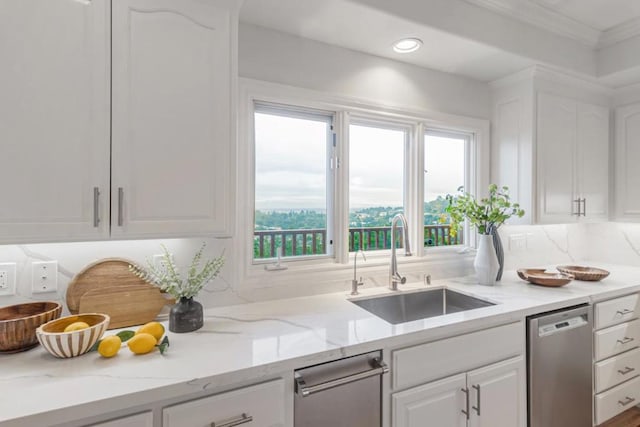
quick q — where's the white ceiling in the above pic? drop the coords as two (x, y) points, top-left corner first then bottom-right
(240, 0), (640, 87)
(529, 0), (640, 31)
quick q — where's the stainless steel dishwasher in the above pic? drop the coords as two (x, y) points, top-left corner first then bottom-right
(294, 350), (388, 427)
(527, 304), (593, 427)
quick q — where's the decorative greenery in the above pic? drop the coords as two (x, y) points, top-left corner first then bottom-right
(129, 243), (225, 300)
(444, 184), (525, 237)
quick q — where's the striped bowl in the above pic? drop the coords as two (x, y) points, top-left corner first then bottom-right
(0, 301), (62, 353)
(36, 313), (109, 358)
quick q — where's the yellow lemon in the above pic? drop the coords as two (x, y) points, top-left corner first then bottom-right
(98, 335), (122, 358)
(127, 333), (157, 355)
(64, 321), (90, 332)
(136, 321), (165, 342)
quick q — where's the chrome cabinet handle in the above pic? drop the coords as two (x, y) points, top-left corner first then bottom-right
(93, 187), (100, 227)
(617, 337), (635, 345)
(581, 198), (586, 216)
(461, 387), (470, 419)
(617, 309), (634, 316)
(618, 397), (636, 406)
(472, 384), (481, 415)
(295, 358), (388, 397)
(618, 366), (636, 375)
(211, 413), (253, 427)
(117, 187), (124, 226)
(572, 199), (581, 216)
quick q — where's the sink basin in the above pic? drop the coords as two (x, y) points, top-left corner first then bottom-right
(350, 288), (495, 324)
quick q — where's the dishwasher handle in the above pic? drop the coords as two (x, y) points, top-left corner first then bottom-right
(295, 358), (389, 397)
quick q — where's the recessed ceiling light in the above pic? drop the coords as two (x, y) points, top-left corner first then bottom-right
(393, 38), (423, 53)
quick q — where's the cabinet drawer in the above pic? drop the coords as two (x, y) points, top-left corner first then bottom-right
(392, 322), (522, 390)
(595, 294), (640, 329)
(595, 320), (640, 361)
(163, 379), (285, 427)
(595, 376), (640, 425)
(89, 412), (153, 427)
(595, 348), (640, 393)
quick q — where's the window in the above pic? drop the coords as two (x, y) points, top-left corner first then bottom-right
(249, 96), (478, 266)
(349, 122), (407, 252)
(423, 130), (469, 248)
(253, 104), (334, 260)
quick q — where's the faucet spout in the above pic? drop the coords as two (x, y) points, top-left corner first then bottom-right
(351, 250), (366, 295)
(389, 213), (411, 290)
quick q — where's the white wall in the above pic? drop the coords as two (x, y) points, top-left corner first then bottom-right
(239, 23), (492, 119)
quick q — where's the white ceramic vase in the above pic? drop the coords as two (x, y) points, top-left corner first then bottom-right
(474, 234), (500, 286)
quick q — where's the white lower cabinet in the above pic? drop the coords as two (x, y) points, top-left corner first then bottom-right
(593, 293), (640, 425)
(163, 379), (285, 427)
(88, 412), (153, 427)
(392, 357), (525, 427)
(392, 374), (467, 427)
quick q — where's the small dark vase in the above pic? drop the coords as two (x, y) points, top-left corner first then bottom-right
(491, 226), (505, 281)
(169, 297), (203, 333)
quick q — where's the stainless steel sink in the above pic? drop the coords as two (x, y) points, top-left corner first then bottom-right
(350, 288), (495, 324)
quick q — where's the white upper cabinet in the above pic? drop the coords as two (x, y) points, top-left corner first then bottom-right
(0, 0), (237, 243)
(536, 92), (609, 223)
(491, 69), (610, 225)
(614, 103), (640, 221)
(111, 0), (236, 238)
(0, 0), (111, 243)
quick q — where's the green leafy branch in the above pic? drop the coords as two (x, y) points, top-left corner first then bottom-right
(444, 184), (525, 236)
(129, 243), (225, 299)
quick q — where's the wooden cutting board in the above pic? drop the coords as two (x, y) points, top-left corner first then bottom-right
(78, 285), (175, 329)
(66, 258), (151, 314)
(66, 258), (175, 328)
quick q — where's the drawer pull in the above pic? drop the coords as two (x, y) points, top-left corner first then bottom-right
(618, 366), (636, 375)
(618, 397), (636, 407)
(617, 309), (634, 316)
(211, 413), (253, 427)
(617, 337), (635, 345)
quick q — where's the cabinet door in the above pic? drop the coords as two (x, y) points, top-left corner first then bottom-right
(614, 103), (640, 221)
(111, 0), (236, 238)
(392, 374), (467, 427)
(577, 102), (609, 221)
(0, 0), (110, 243)
(467, 357), (526, 427)
(89, 411), (153, 427)
(536, 93), (577, 224)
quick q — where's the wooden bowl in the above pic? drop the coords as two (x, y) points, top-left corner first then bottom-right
(517, 269), (574, 287)
(0, 302), (62, 353)
(36, 313), (109, 358)
(557, 265), (610, 281)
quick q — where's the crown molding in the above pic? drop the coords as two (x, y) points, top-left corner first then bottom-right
(464, 0), (600, 47)
(490, 65), (613, 94)
(599, 17), (640, 48)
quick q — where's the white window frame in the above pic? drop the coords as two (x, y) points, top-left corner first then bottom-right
(236, 78), (489, 288)
(253, 101), (337, 262)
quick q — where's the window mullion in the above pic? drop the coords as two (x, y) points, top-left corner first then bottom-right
(334, 111), (350, 264)
(411, 123), (425, 257)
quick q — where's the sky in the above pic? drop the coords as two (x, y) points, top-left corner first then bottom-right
(254, 112), (465, 211)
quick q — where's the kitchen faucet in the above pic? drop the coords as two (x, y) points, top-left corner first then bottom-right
(351, 250), (366, 295)
(389, 213), (412, 290)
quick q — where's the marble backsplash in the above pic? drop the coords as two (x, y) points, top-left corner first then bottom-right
(1, 222), (639, 311)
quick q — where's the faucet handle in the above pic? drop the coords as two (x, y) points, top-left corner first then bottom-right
(351, 278), (364, 296)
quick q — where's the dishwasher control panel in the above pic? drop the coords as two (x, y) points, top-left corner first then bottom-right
(538, 314), (588, 337)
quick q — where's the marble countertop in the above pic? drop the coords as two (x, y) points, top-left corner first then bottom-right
(2, 263), (640, 426)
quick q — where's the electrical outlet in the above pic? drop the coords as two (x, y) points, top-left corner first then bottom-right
(0, 262), (17, 296)
(32, 261), (58, 294)
(153, 253), (173, 276)
(509, 234), (526, 251)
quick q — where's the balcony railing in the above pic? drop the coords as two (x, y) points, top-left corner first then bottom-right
(254, 224), (461, 259)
